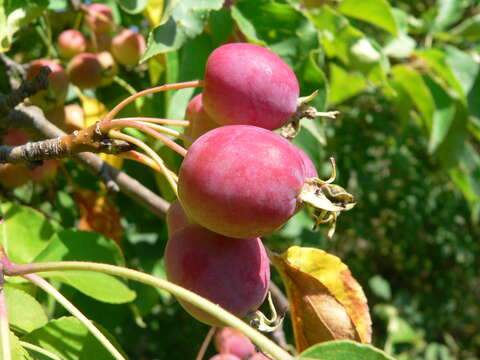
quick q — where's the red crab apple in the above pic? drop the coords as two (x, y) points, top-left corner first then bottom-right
(165, 224), (270, 326)
(184, 93), (218, 144)
(215, 327), (255, 359)
(57, 30), (87, 59)
(67, 53), (103, 89)
(26, 60), (69, 110)
(111, 29), (146, 66)
(203, 43), (299, 130)
(85, 3), (113, 33)
(166, 200), (190, 235)
(209, 355), (240, 360)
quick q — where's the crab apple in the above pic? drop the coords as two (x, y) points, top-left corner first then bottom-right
(67, 53), (103, 89)
(26, 60), (69, 110)
(296, 147), (318, 179)
(165, 224), (270, 327)
(97, 51), (118, 86)
(29, 160), (60, 183)
(0, 164), (31, 189)
(209, 355), (241, 360)
(45, 105), (84, 131)
(184, 94), (218, 143)
(215, 327), (255, 359)
(111, 29), (146, 66)
(250, 353), (271, 360)
(85, 3), (113, 33)
(203, 43), (299, 130)
(57, 30), (87, 59)
(178, 125), (313, 238)
(4, 129), (29, 146)
(87, 32), (112, 53)
(166, 199), (190, 235)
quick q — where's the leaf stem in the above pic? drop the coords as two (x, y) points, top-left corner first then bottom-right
(104, 80), (204, 122)
(0, 286), (11, 360)
(6, 261), (293, 360)
(20, 341), (62, 360)
(23, 273), (125, 360)
(113, 76), (137, 96)
(120, 151), (178, 180)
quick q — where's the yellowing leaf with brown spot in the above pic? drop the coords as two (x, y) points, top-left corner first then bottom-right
(271, 246), (371, 353)
(79, 93), (124, 169)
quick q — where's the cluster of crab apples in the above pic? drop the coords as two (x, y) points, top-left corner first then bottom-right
(0, 3), (146, 189)
(164, 43), (355, 327)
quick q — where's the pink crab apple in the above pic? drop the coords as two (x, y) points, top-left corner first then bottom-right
(209, 355), (241, 360)
(85, 3), (113, 33)
(57, 30), (87, 59)
(184, 93), (218, 143)
(214, 327), (255, 359)
(165, 224), (270, 326)
(26, 60), (69, 111)
(166, 199), (190, 235)
(67, 53), (107, 89)
(203, 43), (299, 130)
(178, 126), (317, 238)
(111, 29), (146, 66)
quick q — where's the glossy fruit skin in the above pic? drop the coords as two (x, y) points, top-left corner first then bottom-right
(184, 94), (218, 142)
(166, 199), (190, 235)
(111, 29), (146, 66)
(203, 43), (299, 130)
(296, 147), (317, 179)
(165, 224), (270, 326)
(209, 355), (241, 360)
(250, 353), (271, 360)
(178, 125), (309, 238)
(67, 53), (103, 89)
(215, 327), (255, 359)
(26, 60), (69, 110)
(85, 3), (113, 33)
(58, 30), (87, 59)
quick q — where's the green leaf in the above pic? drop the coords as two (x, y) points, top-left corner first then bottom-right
(387, 317), (421, 345)
(431, 0), (468, 33)
(141, 0), (223, 61)
(0, 202), (56, 264)
(115, 0), (147, 13)
(451, 13), (480, 41)
(306, 6), (363, 66)
(299, 340), (395, 360)
(444, 46), (480, 96)
(337, 0), (398, 36)
(231, 5), (265, 45)
(390, 65), (435, 126)
(1, 331), (32, 360)
(369, 275), (391, 301)
(5, 286), (48, 333)
(23, 317), (125, 360)
(424, 77), (456, 154)
(209, 7), (234, 46)
(33, 230), (135, 304)
(0, 0), (48, 52)
(328, 63), (366, 104)
(302, 50), (328, 111)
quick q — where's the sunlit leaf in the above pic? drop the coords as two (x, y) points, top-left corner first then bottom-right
(451, 13), (480, 41)
(299, 340), (395, 360)
(431, 0), (469, 33)
(271, 246), (372, 352)
(329, 63), (366, 104)
(144, 0), (164, 26)
(5, 286), (48, 333)
(337, 0), (398, 36)
(1, 331), (32, 360)
(116, 0), (148, 14)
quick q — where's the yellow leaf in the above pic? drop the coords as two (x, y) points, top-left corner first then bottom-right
(144, 0), (164, 27)
(79, 93), (124, 169)
(271, 246), (372, 352)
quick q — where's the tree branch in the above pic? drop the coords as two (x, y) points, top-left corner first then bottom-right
(4, 105), (170, 218)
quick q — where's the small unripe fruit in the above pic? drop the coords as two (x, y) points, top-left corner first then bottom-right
(215, 328), (255, 359)
(203, 43), (299, 130)
(184, 94), (218, 143)
(57, 30), (87, 59)
(111, 29), (146, 66)
(67, 53), (103, 89)
(64, 104), (84, 131)
(26, 60), (69, 110)
(165, 224), (270, 326)
(85, 3), (113, 33)
(87, 32), (112, 53)
(97, 51), (118, 86)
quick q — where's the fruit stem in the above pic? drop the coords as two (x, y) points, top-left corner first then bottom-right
(195, 327), (216, 360)
(0, 283), (11, 360)
(120, 150), (178, 181)
(103, 119), (187, 157)
(23, 273), (125, 360)
(4, 261), (293, 360)
(136, 121), (193, 144)
(113, 75), (138, 96)
(113, 117), (190, 127)
(104, 80), (204, 122)
(109, 130), (178, 196)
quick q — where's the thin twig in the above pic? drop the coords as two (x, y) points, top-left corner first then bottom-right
(196, 327), (216, 360)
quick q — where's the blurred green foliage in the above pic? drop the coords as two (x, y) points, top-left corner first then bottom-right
(1, 0), (480, 359)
